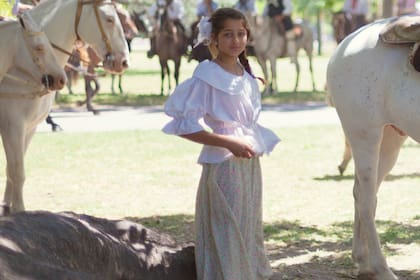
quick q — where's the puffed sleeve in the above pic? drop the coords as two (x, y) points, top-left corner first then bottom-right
(162, 78), (208, 135)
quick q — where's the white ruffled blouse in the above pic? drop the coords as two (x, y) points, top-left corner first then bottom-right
(162, 60), (280, 164)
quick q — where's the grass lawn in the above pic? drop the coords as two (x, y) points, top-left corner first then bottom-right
(1, 125), (418, 279)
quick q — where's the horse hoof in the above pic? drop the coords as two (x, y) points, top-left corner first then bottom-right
(0, 204), (11, 216)
(338, 165), (345, 176)
(52, 125), (63, 132)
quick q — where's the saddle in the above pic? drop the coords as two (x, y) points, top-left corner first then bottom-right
(380, 15), (420, 71)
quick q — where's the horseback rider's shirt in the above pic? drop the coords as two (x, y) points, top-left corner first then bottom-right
(264, 0), (293, 31)
(196, 1), (219, 18)
(148, 0), (184, 20)
(162, 60), (280, 164)
(342, 0), (369, 16)
(233, 0), (257, 15)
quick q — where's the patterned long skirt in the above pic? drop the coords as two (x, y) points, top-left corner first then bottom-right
(194, 157), (272, 280)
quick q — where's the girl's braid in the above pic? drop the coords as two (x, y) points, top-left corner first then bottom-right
(239, 51), (266, 85)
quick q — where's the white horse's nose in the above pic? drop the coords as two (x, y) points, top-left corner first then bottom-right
(41, 74), (67, 91)
(103, 52), (129, 74)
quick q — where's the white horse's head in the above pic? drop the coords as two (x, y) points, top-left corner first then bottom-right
(75, 0), (130, 74)
(17, 13), (66, 91)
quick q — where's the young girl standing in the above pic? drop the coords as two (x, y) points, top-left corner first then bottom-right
(162, 8), (280, 280)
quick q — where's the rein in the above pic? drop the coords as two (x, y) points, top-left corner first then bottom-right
(51, 0), (116, 68)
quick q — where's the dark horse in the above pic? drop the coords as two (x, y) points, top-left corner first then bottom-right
(331, 11), (367, 44)
(155, 5), (188, 95)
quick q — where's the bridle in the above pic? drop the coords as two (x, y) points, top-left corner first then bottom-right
(74, 0), (113, 55)
(1, 18), (51, 98)
(52, 0), (116, 65)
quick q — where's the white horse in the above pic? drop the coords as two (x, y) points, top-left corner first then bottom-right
(250, 16), (316, 94)
(0, 13), (66, 91)
(0, 0), (129, 214)
(327, 17), (420, 279)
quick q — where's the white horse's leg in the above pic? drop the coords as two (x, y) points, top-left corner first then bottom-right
(1, 126), (26, 213)
(118, 74), (123, 94)
(338, 136), (352, 175)
(269, 57), (277, 94)
(348, 127), (382, 273)
(350, 127), (399, 280)
(256, 56), (269, 94)
(111, 74), (116, 95)
(293, 57), (300, 92)
(377, 126), (407, 185)
(365, 126), (406, 279)
(306, 51), (316, 92)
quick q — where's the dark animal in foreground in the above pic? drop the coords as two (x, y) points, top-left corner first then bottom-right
(0, 211), (196, 280)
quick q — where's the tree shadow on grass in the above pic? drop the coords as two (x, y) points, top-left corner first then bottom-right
(314, 172), (420, 182)
(125, 215), (420, 280)
(314, 174), (354, 181)
(384, 172), (420, 182)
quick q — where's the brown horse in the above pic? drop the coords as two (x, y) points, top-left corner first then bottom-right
(331, 11), (352, 44)
(154, 5), (188, 95)
(331, 11), (368, 44)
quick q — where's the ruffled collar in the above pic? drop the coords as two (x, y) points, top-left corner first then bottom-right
(193, 60), (255, 95)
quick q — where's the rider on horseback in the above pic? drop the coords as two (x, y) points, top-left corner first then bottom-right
(233, 0), (257, 16)
(196, 0), (219, 19)
(147, 0), (186, 58)
(342, 0), (368, 31)
(263, 0), (297, 61)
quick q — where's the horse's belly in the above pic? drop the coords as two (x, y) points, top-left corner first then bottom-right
(328, 20), (416, 127)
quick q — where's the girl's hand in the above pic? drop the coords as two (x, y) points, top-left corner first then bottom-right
(226, 137), (256, 159)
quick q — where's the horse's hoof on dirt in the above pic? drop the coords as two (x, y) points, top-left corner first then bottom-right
(338, 165), (345, 176)
(52, 125), (63, 132)
(93, 110), (100, 116)
(0, 204), (11, 216)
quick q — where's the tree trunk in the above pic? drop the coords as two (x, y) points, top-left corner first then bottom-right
(382, 0), (394, 18)
(316, 8), (322, 55)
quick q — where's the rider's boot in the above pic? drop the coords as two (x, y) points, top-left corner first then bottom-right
(147, 36), (156, 58)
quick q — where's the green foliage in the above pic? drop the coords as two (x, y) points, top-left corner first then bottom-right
(0, 0), (12, 17)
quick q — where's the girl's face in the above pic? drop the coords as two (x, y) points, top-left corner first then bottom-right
(213, 19), (248, 59)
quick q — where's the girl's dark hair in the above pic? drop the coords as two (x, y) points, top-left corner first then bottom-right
(209, 8), (265, 84)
